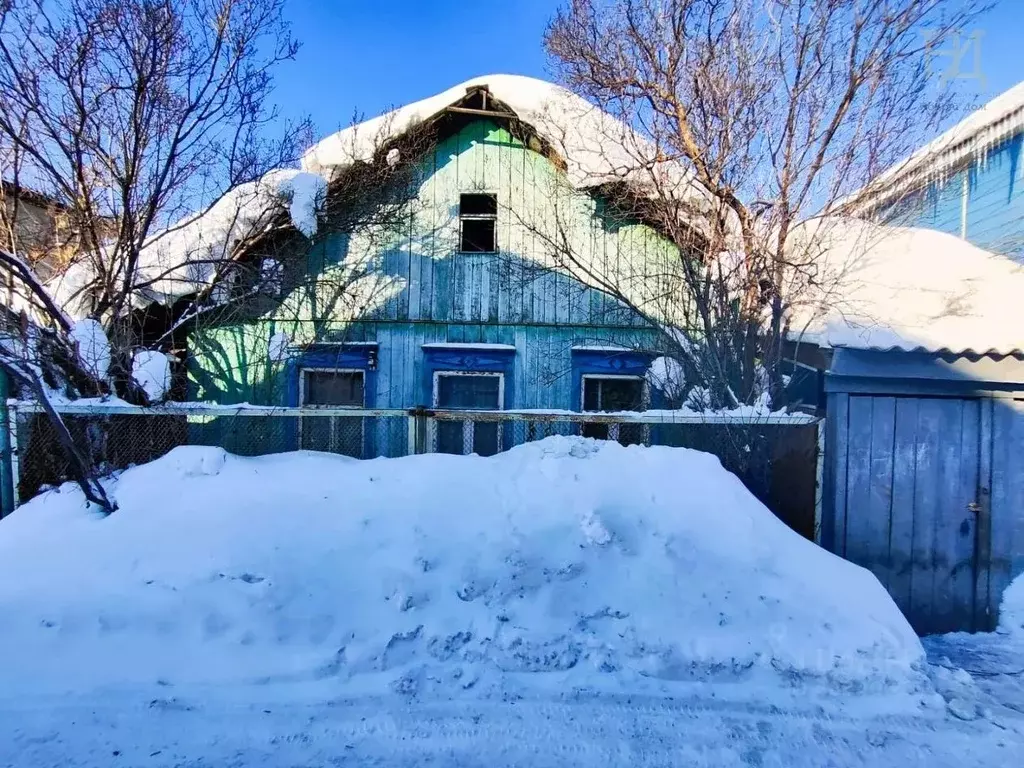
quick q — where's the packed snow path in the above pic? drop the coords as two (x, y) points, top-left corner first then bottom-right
(2, 683), (1021, 768)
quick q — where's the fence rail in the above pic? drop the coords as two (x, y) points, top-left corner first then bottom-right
(3, 401), (822, 539)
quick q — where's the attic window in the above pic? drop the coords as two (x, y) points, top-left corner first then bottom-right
(459, 193), (497, 253)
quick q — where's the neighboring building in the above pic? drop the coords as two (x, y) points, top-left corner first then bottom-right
(184, 75), (691, 456)
(0, 181), (83, 281)
(799, 81), (1024, 635)
(848, 80), (1024, 258)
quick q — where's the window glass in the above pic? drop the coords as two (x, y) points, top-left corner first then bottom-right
(582, 377), (643, 412)
(460, 218), (496, 252)
(459, 193), (497, 252)
(304, 370), (364, 407)
(437, 374), (500, 409)
(301, 370), (365, 457)
(460, 193), (497, 216)
(435, 373), (501, 456)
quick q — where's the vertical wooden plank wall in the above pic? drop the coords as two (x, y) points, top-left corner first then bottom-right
(824, 393), (1005, 634)
(887, 398), (919, 617)
(189, 117), (670, 410)
(975, 399), (994, 629)
(822, 393), (849, 554)
(885, 134), (1024, 255)
(948, 400), (980, 631)
(989, 397), (1024, 627)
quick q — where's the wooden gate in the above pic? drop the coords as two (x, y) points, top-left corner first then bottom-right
(989, 398), (1024, 631)
(825, 394), (999, 634)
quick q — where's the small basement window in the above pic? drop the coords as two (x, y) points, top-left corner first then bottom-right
(433, 371), (503, 456)
(581, 374), (646, 446)
(300, 369), (366, 457)
(460, 193), (497, 253)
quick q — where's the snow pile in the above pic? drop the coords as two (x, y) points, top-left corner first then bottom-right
(0, 437), (920, 697)
(131, 349), (172, 402)
(786, 217), (1024, 354)
(69, 319), (110, 380)
(999, 573), (1024, 637)
(646, 355), (687, 405)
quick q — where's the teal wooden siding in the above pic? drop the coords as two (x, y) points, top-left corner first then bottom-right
(187, 118), (674, 409)
(881, 133), (1024, 258)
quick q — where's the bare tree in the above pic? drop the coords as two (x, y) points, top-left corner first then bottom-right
(0, 0), (310, 366)
(529, 0), (987, 410)
(0, 0), (427, 511)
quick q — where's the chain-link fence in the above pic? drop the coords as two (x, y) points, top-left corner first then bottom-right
(5, 402), (822, 538)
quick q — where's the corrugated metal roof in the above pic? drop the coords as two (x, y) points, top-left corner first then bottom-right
(830, 344), (1024, 359)
(827, 347), (1024, 392)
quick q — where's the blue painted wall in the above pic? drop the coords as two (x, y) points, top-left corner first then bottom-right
(188, 118), (675, 411)
(878, 132), (1024, 259)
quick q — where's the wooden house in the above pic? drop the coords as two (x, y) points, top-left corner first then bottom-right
(184, 75), (691, 455)
(855, 80), (1024, 258)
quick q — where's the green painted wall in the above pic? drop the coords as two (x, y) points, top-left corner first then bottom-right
(189, 119), (682, 409)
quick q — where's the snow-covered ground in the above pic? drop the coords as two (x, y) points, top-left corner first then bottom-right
(0, 438), (1020, 767)
(922, 573), (1024, 727)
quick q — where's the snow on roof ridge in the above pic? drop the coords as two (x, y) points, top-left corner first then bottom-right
(300, 73), (695, 194)
(54, 74), (707, 319)
(850, 80), (1024, 209)
(302, 74), (573, 172)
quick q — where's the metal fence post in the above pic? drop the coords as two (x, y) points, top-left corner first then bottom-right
(407, 406), (429, 455)
(814, 417), (825, 544)
(0, 376), (14, 516)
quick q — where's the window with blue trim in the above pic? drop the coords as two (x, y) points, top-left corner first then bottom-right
(287, 343), (379, 459)
(421, 343), (515, 456)
(571, 347), (654, 446)
(433, 371), (503, 456)
(300, 368), (366, 457)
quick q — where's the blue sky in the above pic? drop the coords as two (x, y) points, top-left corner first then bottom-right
(273, 0), (1022, 144)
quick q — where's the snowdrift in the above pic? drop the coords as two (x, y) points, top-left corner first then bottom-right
(0, 437), (922, 696)
(1000, 573), (1024, 637)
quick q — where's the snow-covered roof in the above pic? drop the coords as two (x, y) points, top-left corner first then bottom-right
(302, 74), (696, 194)
(49, 169), (327, 315)
(52, 74), (709, 318)
(787, 218), (1024, 355)
(848, 80), (1024, 210)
